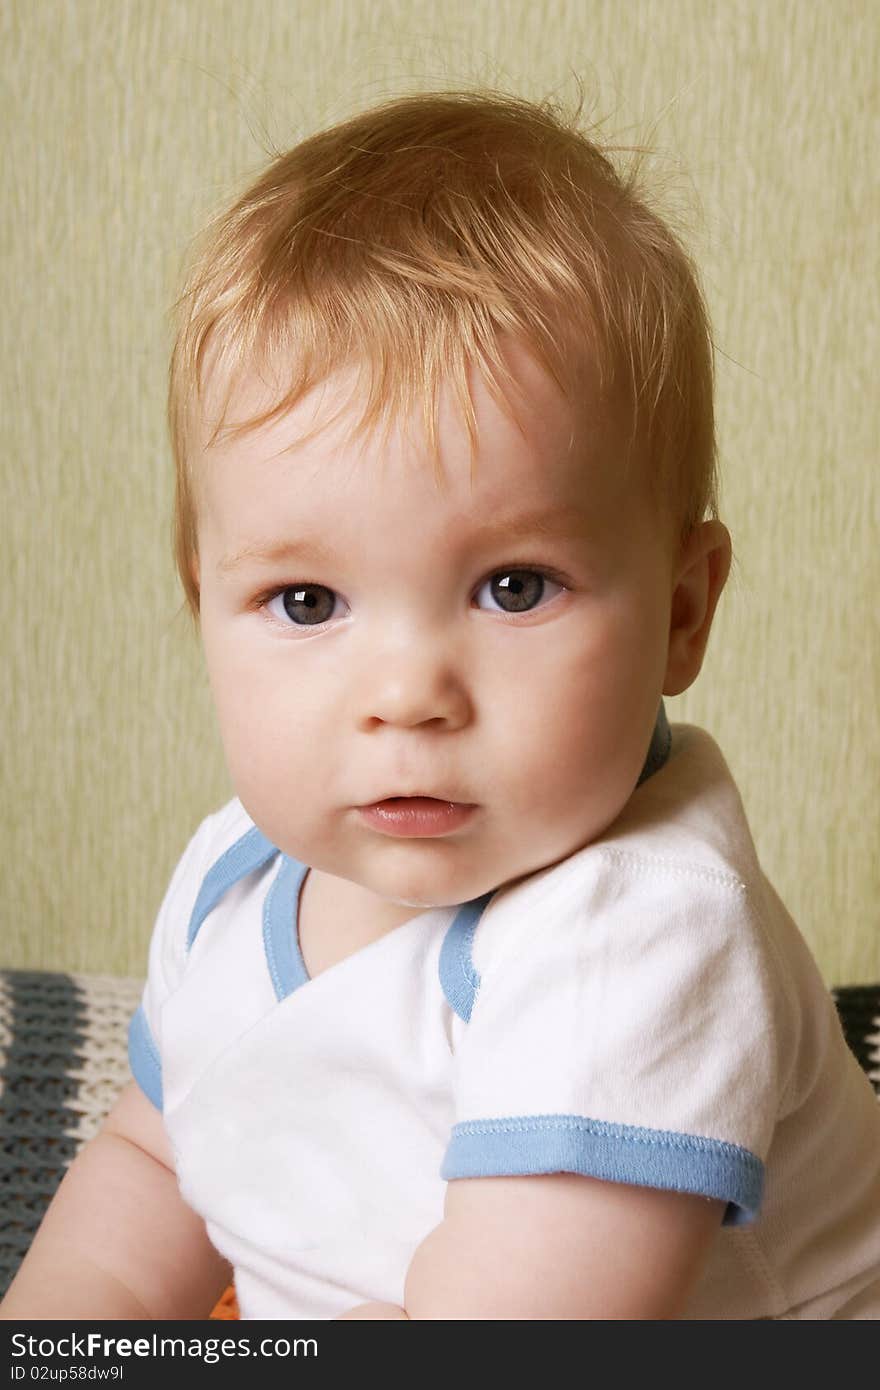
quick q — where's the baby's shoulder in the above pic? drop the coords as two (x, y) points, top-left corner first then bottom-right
(202, 794), (259, 858)
(596, 722), (765, 891)
(164, 795), (262, 916)
(150, 796), (266, 972)
(473, 729), (785, 983)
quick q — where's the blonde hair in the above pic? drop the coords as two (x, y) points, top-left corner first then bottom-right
(167, 86), (720, 623)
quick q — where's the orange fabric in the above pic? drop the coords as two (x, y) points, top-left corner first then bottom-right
(210, 1284), (240, 1319)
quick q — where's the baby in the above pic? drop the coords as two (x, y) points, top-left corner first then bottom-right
(4, 88), (880, 1321)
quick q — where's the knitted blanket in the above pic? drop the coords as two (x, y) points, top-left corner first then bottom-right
(1, 968), (878, 1314)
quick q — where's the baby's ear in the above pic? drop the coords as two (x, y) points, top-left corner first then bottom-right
(662, 521), (732, 697)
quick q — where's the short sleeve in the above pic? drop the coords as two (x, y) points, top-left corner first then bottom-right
(127, 810), (224, 1111)
(441, 849), (783, 1227)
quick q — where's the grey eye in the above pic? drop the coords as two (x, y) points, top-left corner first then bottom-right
(269, 584), (338, 627)
(475, 570), (560, 614)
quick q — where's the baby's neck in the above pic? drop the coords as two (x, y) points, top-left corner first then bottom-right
(296, 867), (429, 978)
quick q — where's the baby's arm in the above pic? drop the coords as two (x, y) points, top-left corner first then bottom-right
(400, 1173), (724, 1319)
(338, 1173), (723, 1319)
(0, 1081), (231, 1320)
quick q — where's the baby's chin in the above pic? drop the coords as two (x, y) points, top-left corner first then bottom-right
(388, 894), (459, 910)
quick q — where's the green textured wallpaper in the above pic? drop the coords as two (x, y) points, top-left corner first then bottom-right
(2, 0), (877, 984)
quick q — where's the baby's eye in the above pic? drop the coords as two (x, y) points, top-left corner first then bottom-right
(265, 584), (345, 628)
(474, 568), (564, 615)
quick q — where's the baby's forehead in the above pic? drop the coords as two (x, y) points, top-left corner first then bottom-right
(198, 333), (633, 475)
(199, 384), (625, 523)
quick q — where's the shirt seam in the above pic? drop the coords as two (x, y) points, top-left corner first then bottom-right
(452, 1115), (758, 1159)
(597, 845), (748, 894)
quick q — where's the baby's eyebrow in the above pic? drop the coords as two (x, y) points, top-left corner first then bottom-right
(220, 536), (335, 572)
(478, 507), (593, 543)
(219, 507), (593, 573)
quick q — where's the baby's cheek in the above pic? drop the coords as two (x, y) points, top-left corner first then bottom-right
(532, 710), (638, 840)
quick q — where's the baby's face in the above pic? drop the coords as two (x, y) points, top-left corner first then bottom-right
(194, 339), (677, 927)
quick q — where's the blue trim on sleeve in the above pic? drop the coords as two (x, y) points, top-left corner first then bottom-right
(128, 1005), (163, 1111)
(439, 894), (494, 1021)
(186, 824), (279, 952)
(264, 855), (311, 1002)
(441, 1113), (763, 1226)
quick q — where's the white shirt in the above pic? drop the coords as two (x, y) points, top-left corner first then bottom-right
(129, 722), (880, 1319)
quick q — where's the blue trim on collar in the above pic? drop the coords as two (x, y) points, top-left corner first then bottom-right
(264, 856), (311, 1002)
(441, 1112), (763, 1227)
(186, 824), (278, 952)
(438, 894), (495, 1022)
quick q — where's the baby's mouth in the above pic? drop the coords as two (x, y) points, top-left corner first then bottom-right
(356, 798), (479, 837)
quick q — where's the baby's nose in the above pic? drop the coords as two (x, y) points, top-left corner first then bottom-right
(354, 644), (472, 731)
